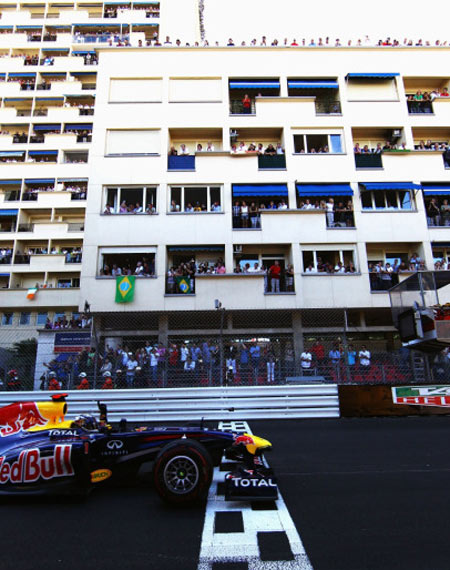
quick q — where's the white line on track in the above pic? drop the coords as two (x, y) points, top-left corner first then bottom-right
(197, 421), (313, 570)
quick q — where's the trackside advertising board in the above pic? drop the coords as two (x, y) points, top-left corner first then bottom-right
(392, 386), (450, 408)
(54, 332), (91, 353)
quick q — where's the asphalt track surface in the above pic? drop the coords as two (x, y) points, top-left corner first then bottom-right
(2, 416), (450, 570)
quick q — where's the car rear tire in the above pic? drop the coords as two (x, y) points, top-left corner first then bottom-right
(153, 439), (213, 505)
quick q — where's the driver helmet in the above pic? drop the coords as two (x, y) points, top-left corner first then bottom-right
(48, 371), (57, 377)
(79, 372), (87, 378)
(74, 414), (96, 430)
(102, 371), (112, 377)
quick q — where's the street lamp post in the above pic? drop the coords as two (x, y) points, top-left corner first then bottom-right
(215, 299), (225, 386)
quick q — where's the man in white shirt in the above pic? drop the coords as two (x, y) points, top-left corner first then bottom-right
(358, 345), (371, 371)
(179, 144), (190, 155)
(126, 354), (138, 387)
(206, 142), (215, 152)
(301, 348), (313, 375)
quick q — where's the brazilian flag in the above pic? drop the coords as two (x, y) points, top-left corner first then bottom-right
(175, 276), (192, 294)
(115, 276), (135, 303)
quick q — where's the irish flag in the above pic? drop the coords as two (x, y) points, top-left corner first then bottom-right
(27, 287), (38, 300)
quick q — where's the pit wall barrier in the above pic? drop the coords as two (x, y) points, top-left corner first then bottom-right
(0, 385), (340, 421)
(339, 385), (450, 417)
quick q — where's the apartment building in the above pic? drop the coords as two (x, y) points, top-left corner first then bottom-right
(0, 1), (449, 386)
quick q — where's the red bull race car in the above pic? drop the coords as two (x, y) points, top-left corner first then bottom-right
(0, 395), (277, 504)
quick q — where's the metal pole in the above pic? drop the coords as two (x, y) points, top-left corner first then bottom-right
(219, 307), (225, 386)
(343, 309), (351, 384)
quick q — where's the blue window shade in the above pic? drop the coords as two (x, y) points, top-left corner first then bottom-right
(361, 182), (421, 191)
(25, 179), (55, 184)
(0, 273), (10, 277)
(8, 72), (36, 78)
(16, 26), (42, 30)
(229, 81), (280, 89)
(0, 73), (6, 78)
(423, 184), (450, 195)
(72, 51), (96, 55)
(0, 180), (21, 185)
(58, 178), (88, 183)
(0, 210), (18, 216)
(0, 26), (13, 30)
(64, 124), (92, 131)
(297, 184), (353, 196)
(347, 73), (399, 79)
(41, 48), (70, 52)
(28, 150), (58, 156)
(4, 98), (30, 102)
(41, 72), (66, 77)
(288, 80), (338, 89)
(330, 134), (342, 153)
(167, 246), (224, 253)
(33, 125), (61, 131)
(233, 184), (288, 197)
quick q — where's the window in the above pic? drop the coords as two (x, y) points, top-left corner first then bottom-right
(346, 74), (399, 101)
(293, 133), (344, 154)
(19, 311), (30, 325)
(99, 248), (156, 277)
(302, 246), (358, 273)
(105, 129), (160, 156)
(360, 188), (415, 210)
(109, 78), (163, 102)
(36, 311), (48, 326)
(169, 185), (222, 213)
(2, 312), (13, 325)
(57, 278), (80, 288)
(169, 78), (222, 102)
(104, 186), (157, 214)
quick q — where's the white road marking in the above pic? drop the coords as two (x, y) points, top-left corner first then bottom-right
(197, 421), (313, 570)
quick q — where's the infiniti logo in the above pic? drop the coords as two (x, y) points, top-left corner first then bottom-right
(106, 440), (123, 450)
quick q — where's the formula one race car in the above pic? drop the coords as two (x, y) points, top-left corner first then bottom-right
(0, 395), (277, 505)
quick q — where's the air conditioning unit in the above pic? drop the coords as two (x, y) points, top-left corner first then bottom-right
(233, 245), (242, 253)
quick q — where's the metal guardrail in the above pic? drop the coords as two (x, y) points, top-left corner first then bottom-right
(0, 385), (340, 421)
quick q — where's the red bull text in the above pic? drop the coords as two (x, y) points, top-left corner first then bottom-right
(0, 444), (74, 484)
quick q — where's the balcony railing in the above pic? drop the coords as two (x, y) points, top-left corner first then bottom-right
(354, 153), (383, 169)
(168, 155), (195, 171)
(81, 83), (96, 91)
(229, 100), (256, 115)
(68, 222), (84, 232)
(13, 254), (30, 264)
(407, 100), (433, 114)
(258, 154), (286, 169)
(17, 223), (34, 232)
(4, 191), (20, 202)
(316, 100), (342, 114)
(369, 272), (400, 291)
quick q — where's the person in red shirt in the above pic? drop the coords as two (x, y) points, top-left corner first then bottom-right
(77, 378), (90, 390)
(269, 260), (281, 292)
(242, 94), (252, 114)
(101, 371), (114, 389)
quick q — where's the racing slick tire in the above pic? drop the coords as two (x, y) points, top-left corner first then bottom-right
(153, 439), (213, 505)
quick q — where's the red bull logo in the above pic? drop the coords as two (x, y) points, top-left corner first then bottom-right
(0, 444), (74, 484)
(235, 434), (255, 446)
(0, 402), (48, 437)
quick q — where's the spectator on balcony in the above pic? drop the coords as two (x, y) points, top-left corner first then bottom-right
(179, 143), (190, 155)
(353, 142), (361, 154)
(146, 203), (156, 214)
(185, 202), (194, 212)
(358, 345), (371, 370)
(169, 146), (178, 156)
(240, 201), (249, 227)
(326, 197), (335, 227)
(276, 142), (284, 154)
(242, 94), (252, 114)
(206, 142), (215, 152)
(427, 198), (441, 226)
(441, 87), (449, 97)
(264, 144), (276, 155)
(443, 147), (450, 168)
(249, 202), (259, 228)
(196, 143), (203, 152)
(285, 264), (294, 291)
(409, 253), (423, 271)
(269, 260), (281, 292)
(440, 199), (450, 226)
(112, 264), (122, 277)
(232, 201), (241, 228)
(119, 201), (128, 213)
(278, 200), (288, 210)
(211, 201), (221, 212)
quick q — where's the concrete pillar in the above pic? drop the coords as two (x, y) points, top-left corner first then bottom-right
(292, 310), (304, 369)
(158, 313), (169, 345)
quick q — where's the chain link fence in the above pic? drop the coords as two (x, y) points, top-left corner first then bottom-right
(0, 308), (448, 391)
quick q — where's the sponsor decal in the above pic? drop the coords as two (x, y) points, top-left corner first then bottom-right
(231, 477), (277, 488)
(101, 439), (127, 456)
(0, 402), (47, 437)
(392, 386), (450, 408)
(49, 430), (78, 437)
(0, 444), (74, 484)
(91, 469), (112, 483)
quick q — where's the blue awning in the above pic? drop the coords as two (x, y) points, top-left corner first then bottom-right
(288, 80), (338, 89)
(229, 80), (280, 89)
(0, 26), (13, 30)
(297, 184), (353, 196)
(4, 98), (30, 102)
(33, 124), (61, 131)
(35, 97), (65, 102)
(233, 184), (288, 197)
(41, 48), (70, 52)
(167, 246), (224, 253)
(25, 178), (55, 184)
(8, 72), (36, 78)
(0, 152), (25, 157)
(361, 182), (421, 191)
(422, 184), (450, 195)
(58, 178), (88, 182)
(70, 71), (96, 76)
(133, 1), (160, 4)
(0, 273), (10, 277)
(16, 25), (42, 30)
(28, 150), (58, 156)
(131, 23), (158, 26)
(72, 51), (96, 55)
(432, 242), (450, 248)
(0, 73), (6, 78)
(0, 210), (18, 216)
(0, 180), (21, 185)
(64, 124), (92, 131)
(347, 73), (399, 79)
(40, 72), (66, 77)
